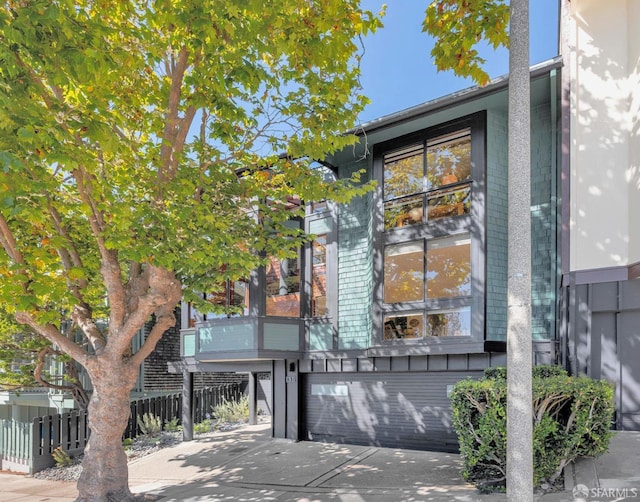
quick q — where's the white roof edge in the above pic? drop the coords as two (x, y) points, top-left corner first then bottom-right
(352, 56), (563, 135)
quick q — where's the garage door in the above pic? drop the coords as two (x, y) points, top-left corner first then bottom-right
(303, 371), (481, 452)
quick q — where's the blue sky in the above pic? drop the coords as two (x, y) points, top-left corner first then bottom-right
(357, 1), (560, 122)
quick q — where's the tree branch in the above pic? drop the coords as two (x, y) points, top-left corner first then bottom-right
(14, 312), (91, 366)
(0, 212), (25, 264)
(72, 166), (127, 330)
(158, 47), (196, 187)
(34, 346), (90, 411)
(129, 267), (182, 366)
(72, 303), (107, 353)
(110, 266), (181, 357)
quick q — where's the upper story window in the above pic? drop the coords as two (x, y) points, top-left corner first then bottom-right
(384, 129), (472, 229)
(375, 113), (485, 344)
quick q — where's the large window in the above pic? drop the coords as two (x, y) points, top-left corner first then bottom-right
(377, 115), (484, 343)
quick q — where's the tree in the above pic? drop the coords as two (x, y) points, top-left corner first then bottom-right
(0, 1), (381, 500)
(423, 1), (533, 500)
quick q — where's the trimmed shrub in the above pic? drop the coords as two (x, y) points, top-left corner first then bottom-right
(451, 367), (614, 491)
(483, 364), (567, 381)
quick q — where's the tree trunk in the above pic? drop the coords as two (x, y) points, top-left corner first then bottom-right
(76, 360), (138, 502)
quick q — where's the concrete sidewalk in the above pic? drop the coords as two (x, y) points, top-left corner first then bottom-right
(1, 424), (638, 501)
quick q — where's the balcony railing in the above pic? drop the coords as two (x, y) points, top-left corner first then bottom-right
(180, 316), (304, 361)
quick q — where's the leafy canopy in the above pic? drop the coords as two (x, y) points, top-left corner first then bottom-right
(423, 0), (510, 85)
(0, 0), (382, 359)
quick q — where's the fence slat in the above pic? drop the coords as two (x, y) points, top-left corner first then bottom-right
(1, 383), (244, 474)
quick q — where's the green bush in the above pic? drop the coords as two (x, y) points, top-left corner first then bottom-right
(483, 364), (567, 381)
(164, 417), (181, 432)
(137, 412), (162, 436)
(212, 395), (249, 423)
(451, 368), (614, 492)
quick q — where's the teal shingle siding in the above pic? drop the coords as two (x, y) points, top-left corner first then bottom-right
(530, 104), (555, 340)
(485, 105), (555, 342)
(486, 110), (509, 341)
(337, 160), (373, 349)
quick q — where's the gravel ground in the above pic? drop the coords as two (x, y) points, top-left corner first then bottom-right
(32, 421), (251, 483)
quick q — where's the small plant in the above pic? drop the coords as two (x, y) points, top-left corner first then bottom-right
(164, 417), (181, 432)
(194, 418), (214, 434)
(122, 438), (133, 450)
(52, 447), (72, 467)
(212, 395), (249, 424)
(137, 412), (162, 436)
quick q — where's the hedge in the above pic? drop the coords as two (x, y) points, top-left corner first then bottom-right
(450, 365), (614, 491)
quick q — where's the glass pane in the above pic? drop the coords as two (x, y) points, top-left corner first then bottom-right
(266, 253), (300, 316)
(384, 144), (424, 201)
(427, 307), (471, 337)
(312, 235), (327, 316)
(384, 241), (424, 303)
(426, 129), (471, 189)
(383, 312), (424, 340)
(230, 280), (249, 315)
(427, 185), (471, 220)
(311, 200), (328, 213)
(426, 234), (471, 299)
(384, 196), (423, 230)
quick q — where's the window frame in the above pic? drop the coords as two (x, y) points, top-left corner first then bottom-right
(372, 112), (486, 347)
(303, 203), (338, 350)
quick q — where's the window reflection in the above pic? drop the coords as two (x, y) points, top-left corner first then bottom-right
(427, 307), (471, 337)
(266, 253), (300, 317)
(384, 312), (423, 340)
(312, 235), (327, 316)
(426, 234), (471, 299)
(384, 241), (424, 303)
(426, 129), (471, 190)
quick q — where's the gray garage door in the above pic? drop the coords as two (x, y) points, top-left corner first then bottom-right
(303, 371), (481, 452)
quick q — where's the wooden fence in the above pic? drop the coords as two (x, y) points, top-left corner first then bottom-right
(0, 419), (33, 473)
(2, 383), (245, 474)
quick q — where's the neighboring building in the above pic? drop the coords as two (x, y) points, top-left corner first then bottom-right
(172, 58), (563, 451)
(1, 312), (185, 422)
(560, 0), (640, 430)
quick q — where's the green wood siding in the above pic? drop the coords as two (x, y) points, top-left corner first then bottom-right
(337, 160), (373, 349)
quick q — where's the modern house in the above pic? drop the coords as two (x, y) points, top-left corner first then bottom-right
(559, 0), (640, 430)
(172, 0), (640, 450)
(172, 58), (564, 452)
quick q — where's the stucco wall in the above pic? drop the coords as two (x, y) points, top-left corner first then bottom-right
(628, 1), (640, 265)
(568, 0), (640, 270)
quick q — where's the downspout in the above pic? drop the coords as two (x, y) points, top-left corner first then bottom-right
(550, 69), (560, 364)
